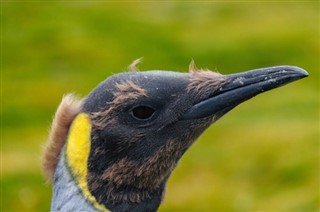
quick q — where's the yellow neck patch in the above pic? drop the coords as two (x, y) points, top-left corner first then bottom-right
(66, 113), (109, 212)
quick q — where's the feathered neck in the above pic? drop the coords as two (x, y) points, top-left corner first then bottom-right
(53, 113), (164, 212)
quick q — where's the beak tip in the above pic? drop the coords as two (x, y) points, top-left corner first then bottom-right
(286, 65), (309, 78)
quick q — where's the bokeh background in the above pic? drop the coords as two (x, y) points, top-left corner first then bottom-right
(2, 2), (319, 211)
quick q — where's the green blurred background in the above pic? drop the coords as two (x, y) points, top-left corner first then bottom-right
(1, 2), (319, 211)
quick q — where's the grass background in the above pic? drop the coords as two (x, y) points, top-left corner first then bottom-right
(1, 1), (319, 211)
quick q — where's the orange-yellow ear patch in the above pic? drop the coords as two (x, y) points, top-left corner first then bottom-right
(65, 113), (109, 212)
(66, 113), (91, 183)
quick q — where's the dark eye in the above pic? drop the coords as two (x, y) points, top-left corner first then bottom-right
(132, 106), (155, 120)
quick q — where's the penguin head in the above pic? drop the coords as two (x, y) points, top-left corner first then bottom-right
(43, 62), (308, 209)
(81, 70), (221, 203)
(82, 70), (224, 167)
(78, 65), (307, 203)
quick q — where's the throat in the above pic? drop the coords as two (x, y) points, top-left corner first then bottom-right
(86, 139), (186, 210)
(85, 153), (174, 212)
(87, 176), (166, 212)
(86, 153), (174, 211)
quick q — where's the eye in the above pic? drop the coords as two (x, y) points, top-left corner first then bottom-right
(131, 106), (155, 120)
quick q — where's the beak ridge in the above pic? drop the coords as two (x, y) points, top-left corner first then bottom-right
(183, 66), (308, 120)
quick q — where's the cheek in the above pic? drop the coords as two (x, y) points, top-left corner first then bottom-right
(87, 127), (148, 178)
(91, 125), (147, 158)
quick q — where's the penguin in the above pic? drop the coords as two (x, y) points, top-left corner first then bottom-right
(42, 61), (308, 212)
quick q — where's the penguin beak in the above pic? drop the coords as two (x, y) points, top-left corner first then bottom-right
(183, 66), (308, 120)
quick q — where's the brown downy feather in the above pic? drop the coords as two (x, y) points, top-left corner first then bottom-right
(128, 57), (143, 72)
(42, 94), (82, 181)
